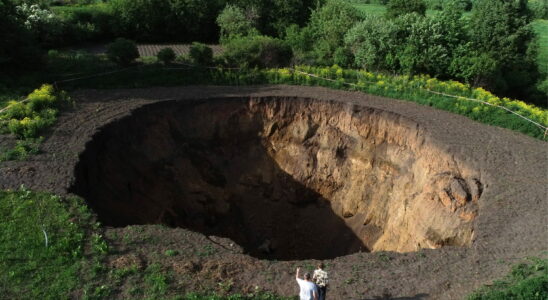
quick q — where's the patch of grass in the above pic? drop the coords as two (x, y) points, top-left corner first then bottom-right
(144, 263), (170, 297)
(467, 257), (548, 300)
(352, 3), (387, 16)
(532, 19), (548, 74)
(0, 138), (42, 161)
(165, 249), (179, 257)
(0, 187), (96, 299)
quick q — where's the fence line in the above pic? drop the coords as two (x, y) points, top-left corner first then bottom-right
(2, 64), (546, 136)
(289, 68), (548, 134)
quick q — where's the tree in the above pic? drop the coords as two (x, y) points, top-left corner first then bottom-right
(463, 0), (540, 101)
(398, 6), (467, 77)
(385, 0), (427, 18)
(216, 4), (258, 42)
(344, 15), (400, 71)
(307, 0), (362, 65)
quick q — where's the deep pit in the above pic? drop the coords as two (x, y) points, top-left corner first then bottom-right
(71, 97), (482, 260)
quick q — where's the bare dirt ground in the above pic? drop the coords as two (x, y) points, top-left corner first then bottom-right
(0, 85), (546, 299)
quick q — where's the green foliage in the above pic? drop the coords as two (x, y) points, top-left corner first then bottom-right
(466, 0), (540, 102)
(307, 0), (362, 65)
(0, 138), (42, 161)
(398, 7), (466, 77)
(189, 43), (214, 66)
(333, 47), (354, 67)
(50, 3), (114, 46)
(0, 0), (42, 72)
(468, 258), (548, 300)
(157, 47), (176, 65)
(344, 14), (400, 71)
(106, 38), (139, 66)
(386, 0), (427, 18)
(223, 35), (292, 68)
(228, 0), (323, 37)
(217, 4), (259, 43)
(0, 84), (70, 139)
(0, 188), (94, 299)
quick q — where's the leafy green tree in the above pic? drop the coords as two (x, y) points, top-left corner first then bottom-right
(386, 0), (427, 18)
(216, 4), (259, 43)
(0, 0), (41, 72)
(462, 0), (540, 101)
(344, 15), (400, 71)
(308, 0), (362, 65)
(228, 0), (323, 37)
(398, 7), (467, 77)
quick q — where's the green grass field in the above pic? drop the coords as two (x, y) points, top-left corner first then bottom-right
(532, 19), (548, 75)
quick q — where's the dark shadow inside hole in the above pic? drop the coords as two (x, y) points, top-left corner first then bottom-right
(70, 99), (368, 260)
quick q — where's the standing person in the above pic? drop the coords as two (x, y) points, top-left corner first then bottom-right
(313, 263), (328, 300)
(296, 267), (319, 300)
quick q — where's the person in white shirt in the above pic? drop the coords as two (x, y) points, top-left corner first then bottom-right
(296, 267), (319, 300)
(313, 263), (328, 300)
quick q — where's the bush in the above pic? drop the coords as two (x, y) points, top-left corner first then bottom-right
(223, 35), (292, 68)
(106, 38), (139, 66)
(333, 47), (354, 67)
(189, 43), (213, 66)
(157, 47), (176, 65)
(0, 84), (69, 139)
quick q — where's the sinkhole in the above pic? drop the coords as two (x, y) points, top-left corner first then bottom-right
(70, 97), (482, 260)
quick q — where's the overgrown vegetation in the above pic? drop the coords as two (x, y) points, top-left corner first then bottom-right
(0, 84), (70, 160)
(468, 257), (548, 300)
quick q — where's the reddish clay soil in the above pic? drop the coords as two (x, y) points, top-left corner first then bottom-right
(0, 85), (546, 299)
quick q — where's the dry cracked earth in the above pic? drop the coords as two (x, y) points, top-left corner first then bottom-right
(0, 85), (546, 299)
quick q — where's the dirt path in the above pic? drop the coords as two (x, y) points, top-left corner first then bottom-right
(0, 85), (546, 299)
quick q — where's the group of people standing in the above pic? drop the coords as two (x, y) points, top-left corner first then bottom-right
(295, 263), (328, 300)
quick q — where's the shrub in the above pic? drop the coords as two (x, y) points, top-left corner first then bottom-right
(333, 47), (354, 67)
(189, 43), (213, 66)
(0, 84), (69, 139)
(223, 35), (292, 68)
(106, 38), (139, 66)
(157, 47), (176, 65)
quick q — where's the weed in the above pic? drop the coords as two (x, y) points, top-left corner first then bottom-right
(197, 245), (216, 257)
(165, 249), (179, 257)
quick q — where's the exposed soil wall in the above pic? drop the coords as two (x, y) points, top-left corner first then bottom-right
(71, 97), (481, 259)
